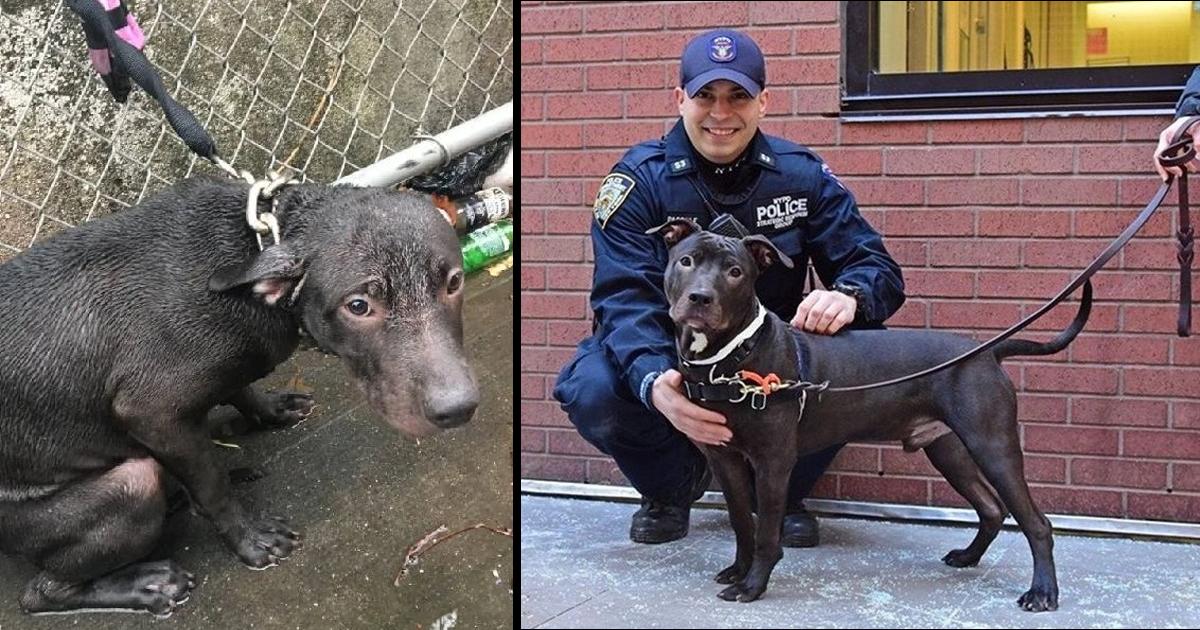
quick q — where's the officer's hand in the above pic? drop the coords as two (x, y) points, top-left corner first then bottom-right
(1155, 117), (1200, 181)
(650, 370), (731, 447)
(791, 289), (856, 335)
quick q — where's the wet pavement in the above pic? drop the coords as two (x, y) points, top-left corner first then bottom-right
(522, 494), (1200, 629)
(0, 267), (513, 630)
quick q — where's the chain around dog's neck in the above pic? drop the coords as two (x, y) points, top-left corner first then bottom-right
(681, 302), (767, 367)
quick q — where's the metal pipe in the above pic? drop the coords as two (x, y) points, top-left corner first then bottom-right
(334, 101), (513, 188)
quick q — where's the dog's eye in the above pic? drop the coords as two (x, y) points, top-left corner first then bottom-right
(346, 299), (371, 316)
(729, 266), (742, 278)
(679, 256), (693, 268)
(447, 270), (464, 294)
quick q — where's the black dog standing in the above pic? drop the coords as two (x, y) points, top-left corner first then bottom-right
(652, 219), (1089, 611)
(0, 177), (479, 616)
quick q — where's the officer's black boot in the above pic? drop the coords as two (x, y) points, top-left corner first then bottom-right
(630, 465), (711, 544)
(781, 504), (819, 548)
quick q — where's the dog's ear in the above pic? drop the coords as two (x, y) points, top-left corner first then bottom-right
(742, 235), (794, 270)
(209, 244), (306, 306)
(644, 218), (702, 248)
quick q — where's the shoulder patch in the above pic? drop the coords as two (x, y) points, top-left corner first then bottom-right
(593, 173), (636, 229)
(821, 162), (846, 191)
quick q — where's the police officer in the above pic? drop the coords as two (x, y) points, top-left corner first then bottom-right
(553, 28), (906, 546)
(1155, 66), (1200, 180)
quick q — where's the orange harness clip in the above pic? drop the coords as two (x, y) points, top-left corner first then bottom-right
(738, 370), (781, 394)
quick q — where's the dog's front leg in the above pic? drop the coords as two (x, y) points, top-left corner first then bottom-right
(735, 453), (795, 603)
(705, 448), (755, 594)
(114, 395), (302, 569)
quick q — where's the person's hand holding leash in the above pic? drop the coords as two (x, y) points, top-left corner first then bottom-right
(791, 289), (856, 335)
(651, 370), (732, 446)
(1155, 116), (1200, 181)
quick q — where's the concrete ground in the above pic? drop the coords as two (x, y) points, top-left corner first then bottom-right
(0, 267), (513, 630)
(522, 495), (1200, 629)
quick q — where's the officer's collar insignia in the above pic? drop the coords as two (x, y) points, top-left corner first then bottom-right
(709, 35), (736, 62)
(759, 153), (772, 164)
(821, 162), (846, 190)
(670, 158), (690, 173)
(594, 173), (636, 229)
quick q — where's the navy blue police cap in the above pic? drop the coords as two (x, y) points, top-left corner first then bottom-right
(680, 29), (766, 98)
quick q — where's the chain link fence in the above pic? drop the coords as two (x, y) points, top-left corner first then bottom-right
(0, 0), (513, 261)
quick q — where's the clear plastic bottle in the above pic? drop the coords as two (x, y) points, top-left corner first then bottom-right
(460, 219), (513, 274)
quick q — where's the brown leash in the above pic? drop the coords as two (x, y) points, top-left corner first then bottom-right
(821, 122), (1197, 394)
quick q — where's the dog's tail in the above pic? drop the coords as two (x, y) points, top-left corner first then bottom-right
(992, 280), (1092, 361)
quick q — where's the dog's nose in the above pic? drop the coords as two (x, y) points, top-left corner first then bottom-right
(687, 290), (714, 306)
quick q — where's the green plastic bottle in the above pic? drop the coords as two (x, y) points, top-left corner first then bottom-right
(460, 219), (513, 274)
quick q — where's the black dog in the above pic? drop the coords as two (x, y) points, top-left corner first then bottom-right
(652, 219), (1089, 611)
(0, 177), (479, 616)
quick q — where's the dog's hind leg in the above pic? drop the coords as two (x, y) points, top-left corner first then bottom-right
(946, 392), (1058, 612)
(924, 432), (1006, 567)
(0, 458), (195, 617)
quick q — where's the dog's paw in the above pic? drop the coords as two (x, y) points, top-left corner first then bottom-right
(717, 583), (745, 601)
(941, 548), (981, 568)
(254, 391), (316, 428)
(1017, 586), (1058, 612)
(231, 516), (303, 569)
(714, 563), (747, 584)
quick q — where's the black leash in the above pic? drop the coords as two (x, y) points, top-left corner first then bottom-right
(65, 0), (223, 167)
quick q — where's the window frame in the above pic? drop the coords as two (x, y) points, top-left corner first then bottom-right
(842, 1), (1196, 118)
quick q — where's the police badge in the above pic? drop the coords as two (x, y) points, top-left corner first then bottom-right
(594, 173), (636, 229)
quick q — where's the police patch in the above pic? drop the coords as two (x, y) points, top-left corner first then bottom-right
(593, 173), (635, 229)
(709, 35), (736, 62)
(821, 162), (846, 191)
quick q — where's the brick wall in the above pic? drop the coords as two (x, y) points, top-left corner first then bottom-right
(520, 1), (1200, 523)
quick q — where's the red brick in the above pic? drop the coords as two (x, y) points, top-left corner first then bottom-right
(522, 321), (546, 345)
(521, 347), (579, 376)
(1117, 177), (1167, 206)
(812, 148), (882, 176)
(1022, 178), (1117, 206)
(883, 239), (927, 266)
(522, 265), (546, 290)
(840, 121), (928, 145)
(520, 400), (569, 427)
(1077, 145), (1149, 174)
(544, 208), (594, 235)
(880, 448), (938, 477)
(522, 123), (583, 149)
(930, 240), (1020, 267)
(839, 475), (928, 504)
(523, 180), (584, 206)
(771, 119), (838, 146)
(543, 35), (623, 63)
(586, 459), (628, 486)
(1023, 365), (1119, 395)
(522, 374), (546, 400)
(521, 427), (547, 452)
(928, 178), (1019, 206)
(1125, 367), (1200, 398)
(624, 31), (689, 61)
(931, 119), (1024, 144)
(1120, 241), (1184, 271)
(840, 178), (925, 206)
(749, 1), (838, 24)
(977, 271), (1072, 299)
(587, 63), (669, 90)
(979, 146), (1074, 174)
(1024, 118), (1122, 143)
(1071, 397), (1168, 428)
(583, 121), (666, 149)
(1177, 402), (1200, 430)
(741, 28), (794, 55)
(1024, 302), (1119, 333)
(1122, 304), (1194, 334)
(884, 147), (976, 176)
(882, 209), (973, 237)
(1024, 239), (1109, 268)
(623, 90), (677, 119)
(522, 293), (587, 320)
(522, 152), (545, 178)
(1074, 208), (1172, 238)
(663, 2), (749, 28)
(792, 25), (841, 53)
(793, 85), (840, 115)
(521, 454), (586, 481)
(546, 93), (622, 120)
(977, 209), (1070, 237)
(1126, 492), (1200, 522)
(545, 265), (592, 291)
(830, 444), (880, 473)
(1071, 457), (1167, 490)
(1069, 335), (1169, 365)
(1024, 455), (1068, 483)
(1017, 393), (1068, 423)
(583, 4), (664, 31)
(930, 300), (1022, 329)
(1174, 462), (1200, 491)
(546, 319), (591, 347)
(521, 65), (585, 92)
(770, 56), (839, 86)
(523, 235), (586, 263)
(1124, 429), (1200, 460)
(1028, 485), (1123, 517)
(1171, 335), (1200, 366)
(522, 39), (542, 65)
(903, 269), (975, 298)
(547, 150), (625, 177)
(1124, 115), (1173, 141)
(548, 430), (601, 456)
(521, 6), (582, 34)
